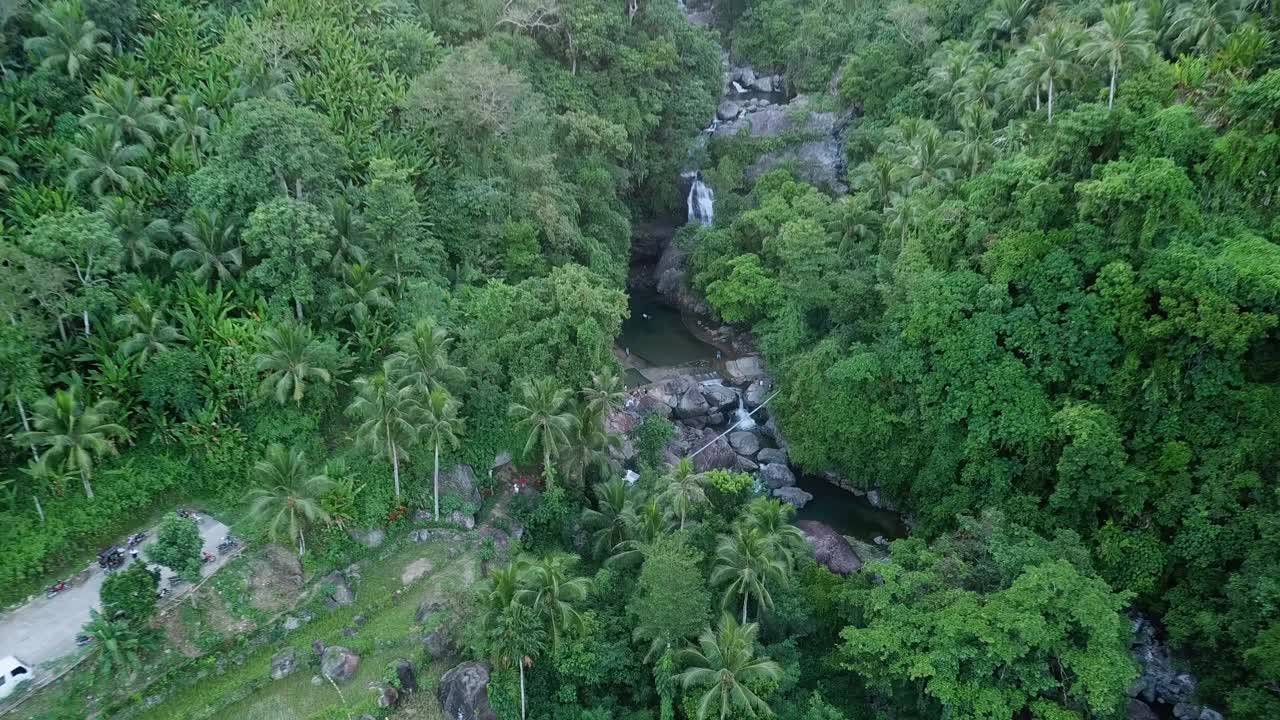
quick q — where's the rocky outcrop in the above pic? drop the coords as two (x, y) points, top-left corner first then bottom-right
(270, 647), (299, 680)
(322, 571), (355, 609)
(439, 662), (497, 720)
(773, 486), (813, 509)
(747, 139), (844, 192)
(1128, 614), (1215, 716)
(745, 379), (772, 409)
(320, 646), (360, 684)
(799, 520), (863, 575)
(675, 385), (711, 419)
(760, 463), (796, 489)
(757, 447), (788, 466)
(347, 527), (385, 549)
(717, 100), (741, 121)
(424, 625), (457, 659)
(713, 95), (832, 141)
(655, 236), (711, 317)
(692, 429), (737, 472)
(728, 431), (760, 456)
(394, 659), (418, 694)
(440, 465), (480, 509)
(702, 384), (738, 412)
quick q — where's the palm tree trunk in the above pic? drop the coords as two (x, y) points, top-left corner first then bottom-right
(294, 297), (304, 322)
(82, 310), (91, 337)
(391, 441), (401, 498)
(520, 658), (527, 720)
(543, 447), (552, 489)
(741, 592), (748, 624)
(1108, 64), (1117, 110)
(299, 529), (306, 558)
(680, 507), (686, 531)
(15, 397), (36, 461)
(1048, 75), (1055, 124)
(80, 464), (94, 500)
(33, 494), (44, 524)
(433, 439), (441, 521)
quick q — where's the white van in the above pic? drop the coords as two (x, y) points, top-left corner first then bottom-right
(0, 655), (32, 699)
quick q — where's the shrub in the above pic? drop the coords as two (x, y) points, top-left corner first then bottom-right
(146, 515), (204, 581)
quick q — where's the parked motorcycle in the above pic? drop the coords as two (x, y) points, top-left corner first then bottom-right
(47, 581), (66, 598)
(201, 550), (215, 564)
(126, 532), (147, 548)
(75, 634), (93, 647)
(217, 535), (237, 554)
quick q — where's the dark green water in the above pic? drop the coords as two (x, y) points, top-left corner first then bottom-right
(794, 474), (906, 543)
(619, 286), (719, 367)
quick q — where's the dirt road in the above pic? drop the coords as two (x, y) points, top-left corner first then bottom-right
(0, 514), (236, 671)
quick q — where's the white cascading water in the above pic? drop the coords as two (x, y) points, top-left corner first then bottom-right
(687, 176), (715, 226)
(734, 393), (756, 430)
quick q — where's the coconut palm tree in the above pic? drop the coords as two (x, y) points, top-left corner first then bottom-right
(0, 154), (20, 193)
(23, 2), (109, 79)
(115, 295), (185, 365)
(1216, 22), (1271, 80)
(659, 458), (708, 530)
(421, 386), (464, 518)
(674, 614), (783, 720)
(899, 124), (959, 193)
(1081, 2), (1155, 110)
(739, 498), (810, 569)
(253, 323), (338, 405)
(245, 444), (334, 556)
(18, 387), (126, 500)
(67, 127), (148, 196)
(83, 609), (152, 680)
(172, 208), (241, 282)
(388, 318), (465, 392)
(1018, 23), (1083, 124)
(980, 0), (1036, 50)
(710, 526), (788, 624)
(81, 75), (169, 148)
(608, 497), (675, 567)
(516, 554), (590, 651)
(347, 369), (421, 499)
(489, 601), (545, 720)
(509, 376), (575, 487)
(851, 154), (898, 209)
(927, 41), (977, 113)
(958, 60), (1002, 113)
(580, 369), (625, 418)
(333, 262), (393, 332)
(102, 196), (170, 271)
(950, 107), (997, 179)
(326, 195), (368, 274)
(580, 479), (632, 559)
(559, 406), (619, 488)
(166, 93), (216, 165)
(1170, 0), (1247, 55)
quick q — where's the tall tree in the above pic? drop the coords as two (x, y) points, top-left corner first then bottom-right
(172, 209), (241, 282)
(509, 376), (574, 488)
(347, 369), (421, 499)
(674, 614), (783, 720)
(23, 0), (109, 79)
(710, 526), (787, 623)
(81, 75), (168, 148)
(101, 196), (170, 271)
(559, 405), (618, 488)
(420, 386), (464, 519)
(67, 127), (148, 197)
(580, 369), (624, 418)
(253, 323), (339, 405)
(659, 458), (708, 531)
(166, 93), (216, 165)
(516, 553), (590, 651)
(18, 387), (126, 499)
(1019, 23), (1082, 124)
(245, 444), (333, 557)
(580, 479), (632, 559)
(490, 601), (545, 720)
(82, 609), (151, 680)
(388, 317), (464, 392)
(115, 295), (185, 365)
(1170, 0), (1247, 54)
(1081, 2), (1156, 110)
(242, 197), (333, 322)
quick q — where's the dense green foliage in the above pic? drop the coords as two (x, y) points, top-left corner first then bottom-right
(691, 0), (1280, 716)
(99, 560), (160, 624)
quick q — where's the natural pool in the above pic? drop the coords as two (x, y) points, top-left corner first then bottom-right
(793, 474), (906, 543)
(618, 285), (719, 368)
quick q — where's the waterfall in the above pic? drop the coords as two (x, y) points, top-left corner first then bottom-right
(731, 81), (746, 94)
(687, 176), (715, 226)
(734, 393), (756, 430)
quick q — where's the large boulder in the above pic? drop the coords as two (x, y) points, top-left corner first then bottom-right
(692, 430), (737, 472)
(323, 571), (355, 609)
(320, 646), (360, 684)
(378, 686), (400, 709)
(348, 527), (385, 549)
(798, 521), (863, 575)
(439, 662), (497, 720)
(1127, 700), (1159, 720)
(424, 625), (457, 659)
(270, 647), (299, 680)
(773, 486), (814, 509)
(735, 454), (760, 472)
(394, 658), (418, 694)
(717, 100), (741, 121)
(1129, 613), (1199, 706)
(735, 66), (757, 88)
(728, 431), (760, 456)
(745, 379), (772, 409)
(416, 598), (446, 623)
(702, 384), (738, 412)
(675, 387), (711, 419)
(757, 447), (788, 466)
(760, 463), (796, 489)
(440, 465), (481, 509)
(655, 239), (711, 317)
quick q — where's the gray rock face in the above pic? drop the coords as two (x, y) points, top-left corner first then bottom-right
(747, 138), (844, 192)
(702, 384), (738, 412)
(745, 379), (772, 409)
(736, 66), (757, 88)
(282, 615), (302, 631)
(424, 625), (457, 659)
(692, 430), (737, 472)
(416, 598), (446, 623)
(750, 75), (775, 93)
(773, 486), (814, 509)
(394, 659), (418, 694)
(270, 647), (299, 680)
(491, 450), (513, 468)
(440, 465), (481, 509)
(1127, 699), (1159, 720)
(798, 520), (863, 575)
(439, 662), (497, 720)
(713, 96), (834, 140)
(728, 431), (760, 456)
(655, 238), (711, 317)
(320, 646), (360, 684)
(323, 571), (355, 609)
(735, 454), (759, 472)
(449, 510), (476, 530)
(676, 387), (711, 419)
(1129, 613), (1200, 707)
(760, 463), (796, 489)
(757, 448), (788, 466)
(717, 101), (741, 121)
(707, 412), (725, 426)
(378, 685), (400, 708)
